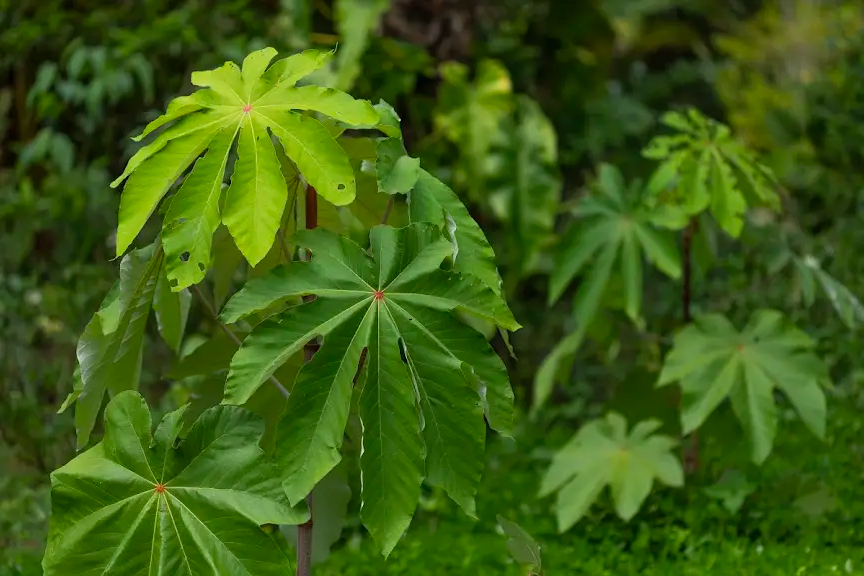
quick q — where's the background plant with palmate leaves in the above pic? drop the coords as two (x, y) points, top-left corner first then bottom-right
(42, 46), (520, 573)
(536, 111), (834, 532)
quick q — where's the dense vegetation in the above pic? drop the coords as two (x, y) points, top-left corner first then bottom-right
(2, 1), (863, 574)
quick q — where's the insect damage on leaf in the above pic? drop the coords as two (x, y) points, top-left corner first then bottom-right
(220, 223), (519, 555)
(113, 47), (382, 288)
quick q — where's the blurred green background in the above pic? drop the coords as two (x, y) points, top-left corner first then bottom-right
(2, 0), (864, 574)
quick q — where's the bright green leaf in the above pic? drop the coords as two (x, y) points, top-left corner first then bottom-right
(113, 47), (379, 263)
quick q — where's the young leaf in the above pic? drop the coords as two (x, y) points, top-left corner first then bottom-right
(642, 107), (779, 237)
(497, 515), (542, 574)
(112, 47), (380, 278)
(539, 412), (683, 532)
(42, 391), (307, 575)
(74, 243), (162, 448)
(658, 310), (829, 463)
(221, 223), (519, 555)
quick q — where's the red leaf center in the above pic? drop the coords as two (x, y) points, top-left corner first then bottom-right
(155, 483), (166, 494)
(243, 104), (253, 113)
(373, 290), (385, 301)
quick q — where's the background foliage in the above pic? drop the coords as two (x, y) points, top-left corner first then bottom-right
(2, 0), (864, 573)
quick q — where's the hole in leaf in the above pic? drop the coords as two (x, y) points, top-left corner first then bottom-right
(198, 262), (205, 272)
(397, 338), (408, 364)
(180, 251), (190, 262)
(170, 278), (178, 288)
(337, 183), (346, 191)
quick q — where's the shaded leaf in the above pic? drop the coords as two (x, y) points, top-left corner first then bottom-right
(658, 310), (829, 463)
(539, 412), (683, 531)
(42, 391), (307, 575)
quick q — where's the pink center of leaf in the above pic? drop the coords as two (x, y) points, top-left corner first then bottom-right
(243, 104), (253, 113)
(155, 483), (166, 494)
(736, 344), (745, 351)
(373, 290), (385, 301)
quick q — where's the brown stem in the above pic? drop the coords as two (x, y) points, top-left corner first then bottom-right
(190, 284), (289, 398)
(297, 184), (319, 576)
(380, 196), (394, 225)
(681, 217), (700, 473)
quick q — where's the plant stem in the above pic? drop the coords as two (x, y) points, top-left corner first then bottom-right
(297, 184), (320, 576)
(681, 217), (699, 473)
(190, 284), (289, 398)
(380, 195), (394, 225)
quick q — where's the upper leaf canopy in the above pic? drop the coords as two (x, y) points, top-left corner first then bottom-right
(642, 108), (779, 237)
(220, 223), (519, 555)
(539, 412), (684, 532)
(43, 391), (307, 576)
(658, 309), (829, 463)
(112, 47), (381, 287)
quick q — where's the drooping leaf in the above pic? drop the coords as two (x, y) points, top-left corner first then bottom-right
(434, 59), (513, 199)
(332, 0), (393, 90)
(221, 223), (519, 555)
(539, 412), (683, 531)
(486, 96), (561, 278)
(74, 243), (162, 448)
(42, 391), (307, 575)
(642, 107), (779, 237)
(658, 310), (829, 463)
(153, 266), (191, 353)
(497, 515), (542, 573)
(113, 47), (380, 279)
(794, 255), (864, 329)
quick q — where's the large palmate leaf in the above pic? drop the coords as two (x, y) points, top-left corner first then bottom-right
(658, 310), (829, 463)
(642, 107), (779, 237)
(112, 47), (381, 286)
(220, 223), (519, 555)
(533, 164), (683, 409)
(539, 412), (683, 532)
(42, 391), (307, 576)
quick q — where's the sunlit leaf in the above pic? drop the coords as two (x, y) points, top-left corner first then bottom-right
(113, 47), (380, 279)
